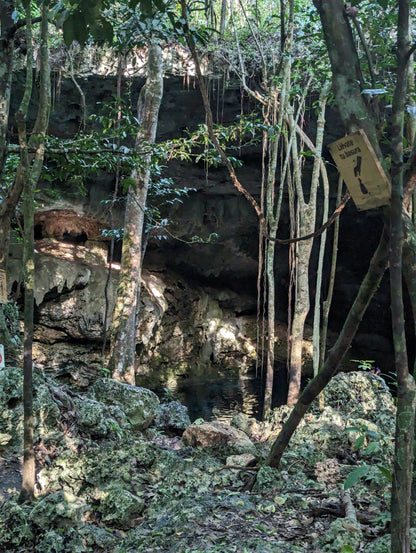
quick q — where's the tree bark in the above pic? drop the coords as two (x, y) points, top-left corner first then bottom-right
(266, 228), (389, 467)
(389, 1), (416, 550)
(287, 83), (329, 405)
(313, 0), (380, 153)
(0, 0), (15, 176)
(19, 0), (50, 503)
(109, 39), (163, 384)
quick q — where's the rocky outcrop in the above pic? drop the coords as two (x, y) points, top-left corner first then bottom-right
(7, 230), (261, 389)
(89, 378), (159, 430)
(182, 420), (256, 455)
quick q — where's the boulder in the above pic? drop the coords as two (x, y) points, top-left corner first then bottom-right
(226, 453), (256, 467)
(29, 491), (90, 530)
(98, 484), (145, 526)
(74, 397), (129, 437)
(323, 371), (395, 434)
(89, 378), (159, 430)
(231, 412), (261, 438)
(154, 400), (191, 433)
(182, 421), (255, 454)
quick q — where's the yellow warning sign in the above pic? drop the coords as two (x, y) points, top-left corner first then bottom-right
(0, 270), (7, 304)
(328, 130), (391, 211)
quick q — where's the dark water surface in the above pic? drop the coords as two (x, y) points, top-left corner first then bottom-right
(170, 370), (263, 422)
(144, 366), (290, 423)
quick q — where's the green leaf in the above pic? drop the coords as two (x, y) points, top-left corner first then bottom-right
(353, 435), (365, 450)
(62, 11), (89, 46)
(340, 546), (355, 553)
(344, 464), (371, 490)
(377, 465), (393, 482)
(345, 427), (360, 433)
(363, 442), (378, 455)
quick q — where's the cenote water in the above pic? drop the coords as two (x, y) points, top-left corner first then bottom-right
(153, 366), (289, 423)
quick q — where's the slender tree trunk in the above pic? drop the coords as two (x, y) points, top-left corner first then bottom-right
(0, 0), (14, 176)
(219, 0), (227, 38)
(19, 0), (50, 503)
(267, 228), (389, 467)
(287, 83), (329, 405)
(320, 175), (343, 368)
(389, 1), (416, 550)
(109, 39), (163, 384)
(287, 235), (311, 405)
(264, 237), (276, 414)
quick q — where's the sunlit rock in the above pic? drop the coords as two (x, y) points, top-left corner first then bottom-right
(98, 484), (145, 526)
(182, 420), (255, 454)
(74, 396), (129, 437)
(323, 371), (395, 434)
(89, 378), (159, 430)
(226, 453), (256, 467)
(231, 412), (261, 438)
(29, 490), (91, 530)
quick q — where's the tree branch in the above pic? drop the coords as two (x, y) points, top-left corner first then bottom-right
(5, 16), (42, 40)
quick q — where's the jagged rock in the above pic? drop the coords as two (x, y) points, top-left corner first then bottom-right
(34, 380), (64, 436)
(314, 458), (342, 486)
(319, 517), (363, 552)
(79, 525), (119, 549)
(74, 396), (129, 437)
(89, 378), (159, 430)
(231, 412), (261, 438)
(182, 421), (255, 454)
(29, 491), (91, 530)
(323, 371), (395, 434)
(154, 400), (191, 433)
(226, 453), (256, 466)
(98, 484), (145, 526)
(0, 500), (34, 550)
(0, 366), (23, 448)
(34, 528), (85, 553)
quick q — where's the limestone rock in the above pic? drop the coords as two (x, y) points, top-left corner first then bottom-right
(231, 412), (261, 438)
(226, 453), (256, 467)
(98, 484), (145, 526)
(89, 378), (159, 430)
(319, 517), (362, 552)
(0, 366), (23, 448)
(323, 371), (395, 434)
(74, 397), (129, 437)
(154, 400), (191, 433)
(29, 491), (91, 530)
(0, 432), (12, 446)
(34, 528), (85, 553)
(182, 421), (255, 453)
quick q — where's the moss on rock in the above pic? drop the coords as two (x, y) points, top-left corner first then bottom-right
(98, 484), (145, 526)
(89, 378), (159, 430)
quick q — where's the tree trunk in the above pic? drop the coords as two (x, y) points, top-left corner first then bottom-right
(267, 228), (389, 467)
(109, 39), (163, 384)
(320, 175), (343, 370)
(389, 1), (416, 550)
(19, 0), (50, 503)
(287, 83), (329, 405)
(313, 0), (380, 152)
(0, 0), (15, 176)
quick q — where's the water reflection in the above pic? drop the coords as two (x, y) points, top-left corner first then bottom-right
(168, 369), (263, 423)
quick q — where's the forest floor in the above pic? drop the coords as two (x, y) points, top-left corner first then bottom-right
(0, 368), (407, 553)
